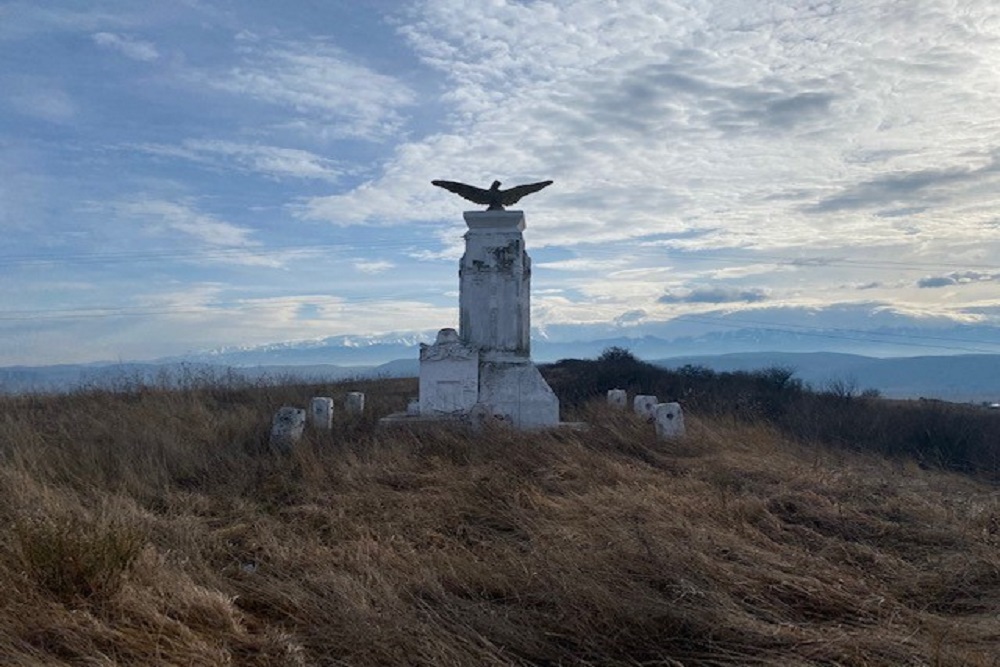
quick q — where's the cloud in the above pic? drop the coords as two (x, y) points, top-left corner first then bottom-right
(614, 309), (647, 326)
(658, 286), (769, 304)
(354, 260), (394, 274)
(92, 32), (158, 61)
(291, 0), (1000, 258)
(115, 199), (253, 247)
(102, 199), (301, 267)
(807, 158), (1000, 214)
(203, 40), (415, 140)
(0, 4), (134, 40)
(7, 86), (75, 122)
(917, 271), (998, 288)
(133, 140), (342, 182)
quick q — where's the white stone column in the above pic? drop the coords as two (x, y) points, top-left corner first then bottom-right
(607, 388), (627, 408)
(270, 407), (305, 450)
(459, 211), (531, 358)
(655, 402), (685, 439)
(633, 395), (659, 421)
(345, 392), (365, 415)
(309, 397), (334, 430)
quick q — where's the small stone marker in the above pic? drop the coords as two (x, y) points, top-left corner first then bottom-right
(270, 407), (305, 451)
(345, 391), (365, 415)
(607, 388), (627, 408)
(633, 395), (659, 421)
(309, 397), (334, 430)
(654, 402), (685, 439)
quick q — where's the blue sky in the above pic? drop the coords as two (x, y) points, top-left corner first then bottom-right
(3, 0), (1000, 365)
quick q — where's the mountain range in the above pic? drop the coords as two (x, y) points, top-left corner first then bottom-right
(3, 328), (999, 402)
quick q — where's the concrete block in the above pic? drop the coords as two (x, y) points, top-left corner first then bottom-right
(478, 359), (559, 429)
(419, 328), (479, 416)
(270, 407), (305, 451)
(633, 395), (658, 421)
(345, 392), (365, 415)
(607, 388), (627, 408)
(655, 402), (685, 439)
(309, 397), (334, 430)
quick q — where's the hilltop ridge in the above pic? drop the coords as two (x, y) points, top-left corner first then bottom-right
(0, 370), (998, 665)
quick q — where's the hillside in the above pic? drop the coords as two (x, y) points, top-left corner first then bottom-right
(654, 351), (1000, 402)
(1, 374), (999, 665)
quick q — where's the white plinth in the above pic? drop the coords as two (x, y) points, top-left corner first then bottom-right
(607, 388), (627, 408)
(419, 328), (479, 416)
(345, 392), (365, 415)
(309, 397), (334, 430)
(464, 210), (525, 231)
(478, 359), (559, 429)
(655, 402), (685, 439)
(633, 395), (658, 421)
(270, 407), (305, 451)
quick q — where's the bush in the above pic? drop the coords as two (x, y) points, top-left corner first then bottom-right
(13, 514), (145, 604)
(542, 350), (1000, 478)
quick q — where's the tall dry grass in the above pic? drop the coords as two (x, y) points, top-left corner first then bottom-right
(0, 377), (998, 665)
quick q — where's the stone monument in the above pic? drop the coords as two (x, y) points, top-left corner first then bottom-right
(384, 180), (559, 429)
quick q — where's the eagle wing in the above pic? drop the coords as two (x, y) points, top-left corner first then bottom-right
(431, 180), (492, 206)
(499, 180), (554, 206)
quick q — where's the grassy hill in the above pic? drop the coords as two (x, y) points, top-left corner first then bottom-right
(1, 364), (999, 665)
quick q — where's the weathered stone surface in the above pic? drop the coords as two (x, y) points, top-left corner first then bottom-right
(419, 328), (479, 416)
(655, 402), (685, 439)
(478, 359), (559, 429)
(270, 407), (305, 451)
(607, 388), (627, 408)
(468, 402), (511, 430)
(460, 211), (530, 357)
(633, 395), (659, 421)
(383, 208), (561, 431)
(309, 397), (334, 430)
(345, 392), (365, 415)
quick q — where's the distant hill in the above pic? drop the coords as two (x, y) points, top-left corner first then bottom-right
(4, 351), (999, 402)
(653, 352), (1000, 402)
(0, 362), (374, 394)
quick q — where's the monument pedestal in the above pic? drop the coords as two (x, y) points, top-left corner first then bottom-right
(418, 328), (479, 416)
(478, 358), (559, 429)
(381, 209), (560, 430)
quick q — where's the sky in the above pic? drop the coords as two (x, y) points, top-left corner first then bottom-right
(3, 0), (1000, 365)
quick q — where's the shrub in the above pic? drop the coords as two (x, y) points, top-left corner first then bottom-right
(13, 513), (146, 604)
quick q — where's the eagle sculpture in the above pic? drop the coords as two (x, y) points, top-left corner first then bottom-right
(431, 179), (553, 210)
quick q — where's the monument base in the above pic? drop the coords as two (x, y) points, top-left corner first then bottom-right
(404, 327), (560, 430)
(478, 358), (559, 429)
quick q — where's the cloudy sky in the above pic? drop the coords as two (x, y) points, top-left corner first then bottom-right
(4, 0), (1000, 365)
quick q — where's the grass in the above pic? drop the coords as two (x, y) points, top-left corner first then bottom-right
(0, 375), (998, 665)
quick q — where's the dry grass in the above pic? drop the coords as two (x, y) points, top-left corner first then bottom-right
(0, 378), (998, 665)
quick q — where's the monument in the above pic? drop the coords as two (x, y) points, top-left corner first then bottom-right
(385, 179), (559, 429)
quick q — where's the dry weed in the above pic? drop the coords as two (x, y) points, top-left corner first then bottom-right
(0, 379), (997, 665)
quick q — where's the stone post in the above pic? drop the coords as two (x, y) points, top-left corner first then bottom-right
(607, 388), (627, 408)
(309, 397), (334, 430)
(270, 407), (305, 451)
(345, 391), (365, 415)
(655, 402), (685, 439)
(633, 395), (658, 422)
